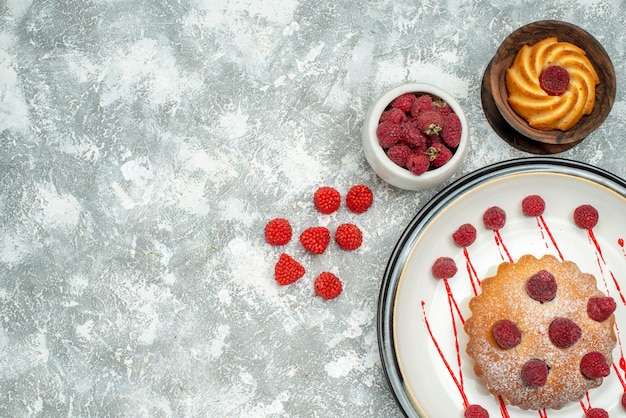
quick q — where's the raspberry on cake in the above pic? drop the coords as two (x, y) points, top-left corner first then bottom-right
(464, 254), (616, 410)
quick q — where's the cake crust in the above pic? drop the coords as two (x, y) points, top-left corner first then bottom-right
(464, 254), (616, 410)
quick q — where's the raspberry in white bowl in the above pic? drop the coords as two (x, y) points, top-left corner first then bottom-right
(362, 83), (469, 190)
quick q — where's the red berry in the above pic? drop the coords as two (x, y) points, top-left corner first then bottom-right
(522, 194), (545, 217)
(580, 351), (610, 379)
(299, 226), (331, 254)
(483, 206), (506, 230)
(434, 98), (453, 116)
(390, 93), (416, 113)
(406, 152), (430, 176)
(376, 121), (403, 148)
(346, 184), (373, 214)
(314, 272), (343, 299)
(539, 65), (570, 96)
(334, 223), (363, 251)
(492, 319), (522, 349)
(313, 186), (341, 214)
(264, 218), (292, 245)
(574, 204), (599, 229)
(548, 317), (581, 348)
(432, 257), (457, 279)
(441, 112), (462, 148)
(400, 121), (428, 150)
(526, 270), (557, 303)
(416, 110), (444, 135)
(379, 107), (407, 124)
(386, 144), (412, 167)
(587, 296), (617, 322)
(410, 94), (436, 116)
(426, 143), (453, 167)
(521, 358), (549, 387)
(621, 391), (626, 410)
(586, 408), (609, 418)
(464, 404), (489, 418)
(274, 253), (305, 285)
(452, 223), (477, 247)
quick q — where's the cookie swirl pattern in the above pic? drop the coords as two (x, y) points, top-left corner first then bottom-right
(505, 37), (599, 131)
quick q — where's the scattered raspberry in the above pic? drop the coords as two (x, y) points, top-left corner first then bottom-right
(314, 272), (343, 299)
(621, 391), (626, 410)
(390, 93), (416, 113)
(313, 186), (341, 214)
(406, 152), (430, 176)
(587, 296), (617, 322)
(548, 317), (582, 348)
(400, 121), (428, 150)
(452, 223), (477, 247)
(274, 253), (305, 285)
(299, 226), (331, 254)
(539, 65), (570, 96)
(416, 110), (444, 135)
(574, 204), (599, 229)
(376, 121), (403, 148)
(464, 404), (489, 418)
(426, 143), (453, 167)
(434, 98), (453, 116)
(492, 319), (522, 349)
(521, 194), (545, 217)
(526, 270), (557, 303)
(386, 144), (412, 167)
(483, 206), (506, 230)
(441, 112), (462, 148)
(379, 107), (407, 124)
(580, 351), (611, 379)
(585, 408), (609, 418)
(432, 257), (458, 279)
(264, 218), (292, 245)
(334, 223), (363, 251)
(346, 184), (373, 214)
(521, 358), (549, 387)
(410, 94), (436, 116)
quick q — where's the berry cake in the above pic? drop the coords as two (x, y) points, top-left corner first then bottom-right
(464, 254), (616, 410)
(505, 37), (599, 131)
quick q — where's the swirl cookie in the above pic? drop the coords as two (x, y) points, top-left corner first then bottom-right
(505, 37), (599, 131)
(464, 254), (616, 410)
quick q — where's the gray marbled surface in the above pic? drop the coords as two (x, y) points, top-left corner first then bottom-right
(1, 1), (625, 417)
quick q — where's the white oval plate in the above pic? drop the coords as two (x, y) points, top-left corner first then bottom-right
(377, 157), (626, 417)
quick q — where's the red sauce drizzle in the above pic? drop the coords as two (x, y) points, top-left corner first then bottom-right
(497, 395), (511, 417)
(537, 215), (564, 261)
(420, 300), (469, 408)
(494, 230), (513, 263)
(463, 247), (481, 296)
(611, 321), (626, 393)
(537, 408), (548, 418)
(588, 229), (626, 305)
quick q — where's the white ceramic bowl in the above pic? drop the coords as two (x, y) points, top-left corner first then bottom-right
(362, 83), (469, 190)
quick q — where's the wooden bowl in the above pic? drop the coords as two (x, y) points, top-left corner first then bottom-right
(487, 20), (615, 149)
